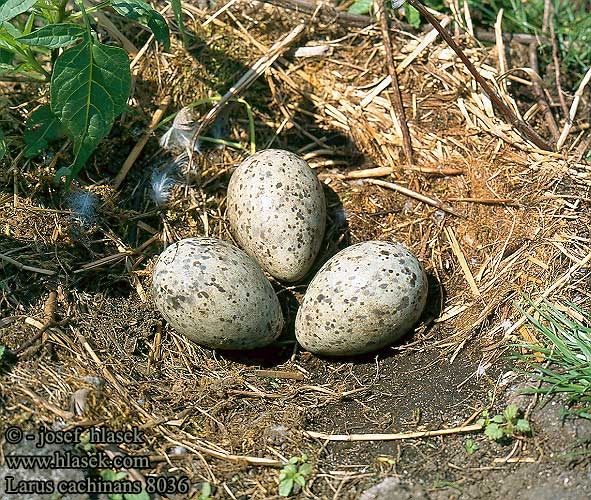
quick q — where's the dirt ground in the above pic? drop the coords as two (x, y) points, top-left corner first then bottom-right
(1, 1), (591, 499)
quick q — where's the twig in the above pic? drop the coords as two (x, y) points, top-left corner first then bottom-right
(447, 197), (515, 205)
(360, 17), (451, 109)
(542, 0), (552, 33)
(0, 252), (56, 275)
(259, 0), (376, 27)
(13, 291), (67, 357)
(475, 30), (549, 45)
(406, 0), (551, 151)
(112, 96), (170, 189)
(366, 178), (465, 218)
(549, 19), (568, 118)
(557, 67), (591, 150)
(187, 23), (305, 165)
(251, 369), (305, 380)
(528, 42), (559, 139)
(332, 164), (463, 180)
(378, 0), (413, 164)
(161, 432), (282, 467)
(445, 227), (480, 297)
(303, 423), (483, 441)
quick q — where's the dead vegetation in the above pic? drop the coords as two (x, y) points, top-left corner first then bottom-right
(1, 1), (590, 498)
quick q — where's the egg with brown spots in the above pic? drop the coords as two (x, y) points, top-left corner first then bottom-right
(295, 241), (428, 356)
(227, 149), (326, 282)
(152, 237), (283, 350)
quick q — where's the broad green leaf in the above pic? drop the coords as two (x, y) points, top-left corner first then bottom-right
(18, 23), (85, 49)
(0, 0), (36, 23)
(0, 129), (6, 160)
(348, 0), (372, 15)
(0, 21), (26, 55)
(491, 414), (504, 424)
(51, 33), (130, 183)
(279, 477), (294, 497)
(23, 104), (65, 157)
(405, 4), (421, 29)
(112, 0), (169, 50)
(484, 423), (504, 441)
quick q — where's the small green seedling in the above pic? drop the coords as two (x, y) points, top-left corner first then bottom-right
(100, 469), (149, 500)
(477, 405), (531, 442)
(464, 438), (479, 454)
(198, 482), (213, 500)
(279, 453), (313, 497)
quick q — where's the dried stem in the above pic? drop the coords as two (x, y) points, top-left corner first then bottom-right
(406, 0), (551, 151)
(378, 0), (414, 164)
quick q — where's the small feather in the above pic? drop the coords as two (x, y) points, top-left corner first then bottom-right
(151, 167), (178, 205)
(159, 107), (202, 153)
(67, 190), (98, 227)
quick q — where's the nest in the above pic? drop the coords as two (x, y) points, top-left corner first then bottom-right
(1, 1), (590, 498)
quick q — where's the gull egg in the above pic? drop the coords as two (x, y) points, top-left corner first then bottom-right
(152, 237), (283, 349)
(295, 240), (428, 356)
(227, 149), (326, 282)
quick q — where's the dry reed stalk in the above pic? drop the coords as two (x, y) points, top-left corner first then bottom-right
(557, 67), (591, 150)
(304, 423), (483, 441)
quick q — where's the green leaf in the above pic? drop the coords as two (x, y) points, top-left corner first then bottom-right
(299, 463), (313, 476)
(112, 0), (169, 50)
(504, 404), (519, 422)
(0, 21), (26, 55)
(464, 438), (478, 454)
(0, 0), (37, 24)
(491, 415), (505, 424)
(51, 33), (130, 184)
(404, 4), (421, 29)
(484, 423), (504, 441)
(515, 419), (531, 433)
(169, 0), (186, 45)
(279, 477), (294, 497)
(0, 46), (11, 63)
(18, 23), (85, 49)
(294, 475), (306, 487)
(23, 104), (66, 157)
(0, 128), (5, 160)
(22, 11), (33, 34)
(348, 0), (372, 15)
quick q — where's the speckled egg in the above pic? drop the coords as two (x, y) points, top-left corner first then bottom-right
(152, 237), (283, 350)
(295, 240), (428, 356)
(227, 149), (326, 282)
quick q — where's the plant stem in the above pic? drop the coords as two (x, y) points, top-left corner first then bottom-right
(378, 0), (414, 164)
(51, 0), (70, 69)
